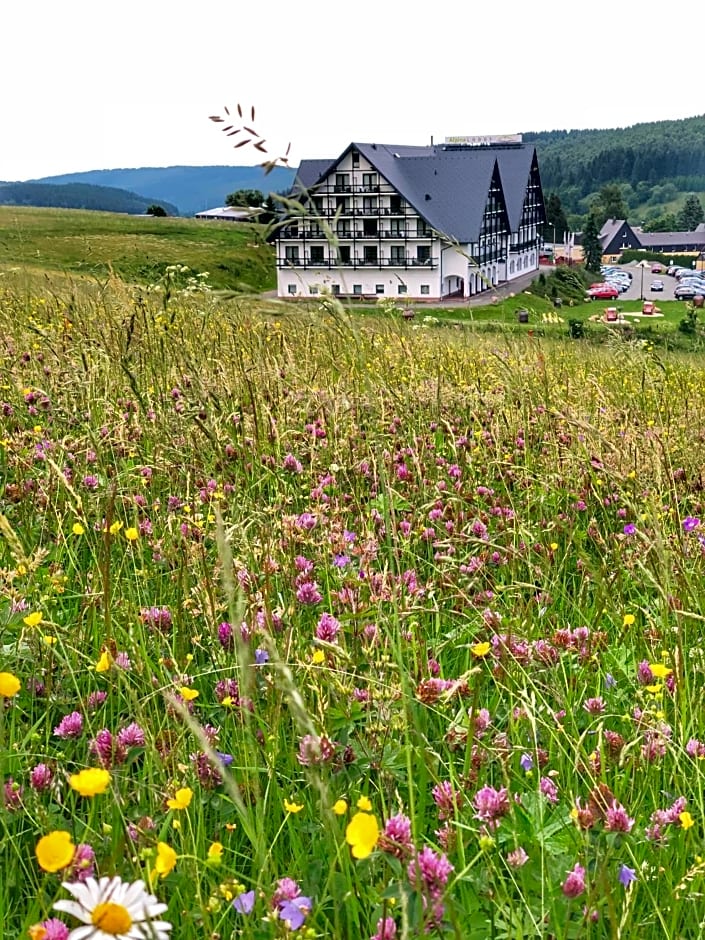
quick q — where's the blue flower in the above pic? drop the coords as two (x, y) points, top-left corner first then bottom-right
(278, 896), (312, 930)
(618, 864), (637, 886)
(623, 523), (637, 536)
(683, 516), (701, 533)
(605, 673), (617, 689)
(233, 890), (256, 913)
(519, 753), (533, 772)
(254, 648), (270, 665)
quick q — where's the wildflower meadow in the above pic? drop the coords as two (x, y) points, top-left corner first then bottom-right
(3, 268), (705, 939)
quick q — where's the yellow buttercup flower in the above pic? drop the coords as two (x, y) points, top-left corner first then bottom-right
(166, 787), (193, 810)
(680, 811), (695, 830)
(35, 830), (75, 872)
(23, 611), (43, 628)
(125, 527), (139, 542)
(207, 842), (223, 864)
(95, 651), (111, 673)
(356, 795), (372, 812)
(109, 521), (123, 535)
(72, 522), (85, 536)
(0, 672), (21, 697)
(623, 614), (635, 627)
(311, 649), (325, 665)
(154, 841), (177, 878)
(471, 641), (491, 658)
(333, 799), (348, 816)
(284, 798), (304, 814)
(69, 767), (111, 797)
(649, 663), (672, 679)
(179, 687), (199, 701)
(345, 812), (379, 860)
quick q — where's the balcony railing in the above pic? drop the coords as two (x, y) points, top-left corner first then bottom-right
(278, 257), (438, 269)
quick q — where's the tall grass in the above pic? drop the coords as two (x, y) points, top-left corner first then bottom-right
(2, 270), (705, 938)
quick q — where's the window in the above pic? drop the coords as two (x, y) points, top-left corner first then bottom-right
(362, 196), (378, 213)
(389, 196), (402, 213)
(416, 246), (430, 263)
(417, 220), (432, 237)
(285, 246), (300, 263)
(353, 284), (362, 295)
(397, 284), (407, 295)
(337, 221), (352, 236)
(332, 284), (340, 295)
(364, 245), (378, 264)
(352, 151), (360, 167)
(338, 246), (351, 263)
(420, 285), (430, 295)
(335, 173), (350, 192)
(390, 246), (406, 264)
(376, 284), (384, 294)
(310, 246), (324, 263)
(362, 172), (378, 190)
(286, 223), (299, 237)
(287, 284), (297, 295)
(390, 220), (405, 236)
(363, 219), (378, 237)
(309, 286), (319, 295)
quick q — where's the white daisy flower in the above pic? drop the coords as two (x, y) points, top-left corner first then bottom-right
(53, 876), (172, 939)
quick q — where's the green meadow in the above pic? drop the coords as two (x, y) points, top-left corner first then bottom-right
(2, 213), (705, 939)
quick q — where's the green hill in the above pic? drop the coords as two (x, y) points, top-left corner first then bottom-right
(0, 182), (178, 216)
(525, 114), (705, 222)
(0, 205), (276, 292)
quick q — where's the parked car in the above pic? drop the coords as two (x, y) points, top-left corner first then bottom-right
(587, 284), (620, 300)
(674, 284), (701, 299)
(651, 263), (664, 274)
(650, 279), (664, 291)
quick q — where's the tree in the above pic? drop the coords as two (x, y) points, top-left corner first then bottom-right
(146, 204), (167, 217)
(643, 212), (678, 233)
(225, 188), (265, 208)
(543, 192), (569, 240)
(581, 214), (603, 274)
(596, 184), (627, 224)
(676, 194), (704, 231)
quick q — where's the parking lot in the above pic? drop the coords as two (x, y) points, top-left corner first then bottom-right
(602, 261), (705, 302)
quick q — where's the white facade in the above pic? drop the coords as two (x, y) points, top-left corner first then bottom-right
(277, 146), (542, 301)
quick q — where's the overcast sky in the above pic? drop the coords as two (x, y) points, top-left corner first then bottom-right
(3, 0), (704, 182)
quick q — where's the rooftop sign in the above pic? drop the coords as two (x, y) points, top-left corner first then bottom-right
(444, 134), (523, 146)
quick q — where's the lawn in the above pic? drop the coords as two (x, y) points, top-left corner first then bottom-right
(3, 269), (705, 938)
(0, 206), (276, 292)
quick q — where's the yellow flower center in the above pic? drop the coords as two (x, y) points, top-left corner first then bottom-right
(91, 902), (132, 934)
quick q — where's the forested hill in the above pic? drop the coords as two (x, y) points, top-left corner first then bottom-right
(30, 166), (297, 218)
(525, 115), (705, 214)
(0, 182), (178, 216)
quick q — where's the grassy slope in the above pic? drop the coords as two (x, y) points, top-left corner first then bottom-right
(0, 205), (276, 292)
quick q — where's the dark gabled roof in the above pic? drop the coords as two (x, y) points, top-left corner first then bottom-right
(492, 146), (536, 231)
(637, 230), (705, 248)
(289, 141), (539, 243)
(291, 159), (335, 196)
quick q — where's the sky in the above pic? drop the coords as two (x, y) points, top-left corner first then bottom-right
(3, 0), (704, 182)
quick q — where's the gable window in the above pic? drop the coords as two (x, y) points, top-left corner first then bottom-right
(416, 246), (431, 264)
(416, 220), (432, 237)
(352, 151), (360, 167)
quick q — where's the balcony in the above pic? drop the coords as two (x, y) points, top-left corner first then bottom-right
(277, 257), (438, 270)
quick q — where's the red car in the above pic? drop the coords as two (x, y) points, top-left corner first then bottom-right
(587, 284), (619, 300)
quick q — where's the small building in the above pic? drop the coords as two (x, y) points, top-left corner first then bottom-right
(195, 206), (260, 222)
(275, 137), (546, 301)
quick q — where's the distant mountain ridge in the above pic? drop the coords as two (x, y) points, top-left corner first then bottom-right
(28, 165), (297, 217)
(0, 181), (179, 216)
